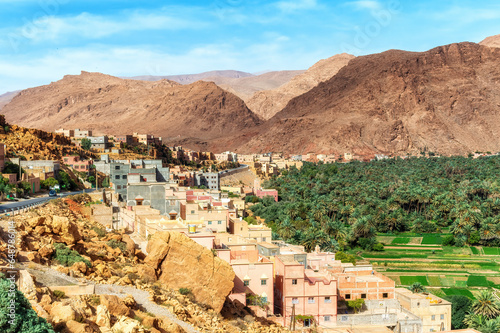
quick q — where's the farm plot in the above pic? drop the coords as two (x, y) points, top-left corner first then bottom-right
(399, 276), (429, 286)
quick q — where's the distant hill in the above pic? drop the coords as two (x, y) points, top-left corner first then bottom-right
(126, 70), (253, 84)
(480, 34), (500, 48)
(246, 53), (354, 119)
(2, 71), (261, 151)
(0, 91), (20, 110)
(237, 43), (500, 156)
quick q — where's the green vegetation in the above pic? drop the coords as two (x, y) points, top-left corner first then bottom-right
(347, 298), (365, 313)
(106, 239), (127, 253)
(52, 243), (91, 268)
(250, 157), (500, 251)
(467, 275), (489, 287)
(443, 288), (475, 298)
(0, 277), (55, 333)
(179, 288), (192, 296)
(57, 171), (78, 191)
(92, 226), (106, 238)
(450, 295), (472, 329)
(52, 290), (65, 299)
(80, 138), (91, 150)
(335, 251), (356, 265)
(391, 237), (410, 244)
(41, 177), (58, 189)
(484, 247), (500, 255)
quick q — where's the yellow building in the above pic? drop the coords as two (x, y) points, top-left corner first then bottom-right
(395, 288), (451, 332)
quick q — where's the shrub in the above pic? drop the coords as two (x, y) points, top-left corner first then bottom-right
(347, 299), (365, 313)
(335, 251), (357, 265)
(449, 295), (472, 329)
(372, 243), (385, 251)
(92, 227), (106, 238)
(179, 288), (192, 296)
(89, 295), (100, 306)
(442, 234), (455, 246)
(52, 290), (65, 299)
(0, 278), (56, 333)
(52, 243), (91, 268)
(107, 239), (127, 253)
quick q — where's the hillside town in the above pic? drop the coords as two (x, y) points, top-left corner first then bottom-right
(0, 126), (480, 333)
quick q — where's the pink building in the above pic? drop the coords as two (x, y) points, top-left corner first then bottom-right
(255, 189), (278, 202)
(0, 143), (5, 171)
(229, 249), (274, 317)
(274, 255), (338, 328)
(62, 155), (92, 172)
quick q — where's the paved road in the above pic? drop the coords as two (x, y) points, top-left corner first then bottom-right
(0, 189), (96, 213)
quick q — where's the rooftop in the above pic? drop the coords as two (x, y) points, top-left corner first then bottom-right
(395, 288), (451, 305)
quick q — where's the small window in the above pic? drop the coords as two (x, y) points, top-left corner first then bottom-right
(431, 315), (436, 321)
(262, 237), (266, 242)
(218, 221), (222, 225)
(345, 294), (351, 300)
(361, 294), (366, 299)
(308, 297), (315, 304)
(324, 315), (331, 322)
(115, 165), (120, 170)
(383, 293), (388, 298)
(440, 314), (444, 320)
(117, 185), (121, 189)
(244, 280), (249, 286)
(208, 221), (212, 225)
(122, 175), (127, 179)
(191, 210), (195, 214)
(292, 298), (299, 304)
(292, 279), (297, 285)
(261, 279), (267, 286)
(324, 297), (331, 303)
(115, 175), (120, 179)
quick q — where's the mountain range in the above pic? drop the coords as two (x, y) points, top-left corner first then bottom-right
(2, 34), (500, 156)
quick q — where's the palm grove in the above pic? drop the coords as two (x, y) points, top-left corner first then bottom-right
(250, 156), (500, 252)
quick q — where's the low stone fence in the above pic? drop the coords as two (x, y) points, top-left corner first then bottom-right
(337, 312), (398, 326)
(47, 284), (95, 296)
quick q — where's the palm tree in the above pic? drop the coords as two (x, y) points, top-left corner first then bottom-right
(464, 313), (487, 329)
(472, 290), (500, 319)
(478, 318), (500, 333)
(409, 282), (426, 293)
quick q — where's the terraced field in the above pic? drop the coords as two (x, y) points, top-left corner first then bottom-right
(356, 233), (500, 300)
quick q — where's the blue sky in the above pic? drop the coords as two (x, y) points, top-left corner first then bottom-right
(0, 0), (499, 93)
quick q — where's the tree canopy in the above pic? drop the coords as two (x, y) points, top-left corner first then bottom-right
(250, 156), (500, 250)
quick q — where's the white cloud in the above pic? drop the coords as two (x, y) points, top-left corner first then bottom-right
(346, 0), (382, 11)
(2, 10), (207, 44)
(275, 0), (318, 12)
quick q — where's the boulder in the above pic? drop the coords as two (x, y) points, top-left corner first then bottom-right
(71, 261), (88, 274)
(50, 302), (82, 324)
(49, 216), (82, 245)
(63, 320), (93, 333)
(111, 316), (140, 333)
(99, 295), (131, 317)
(143, 232), (235, 313)
(137, 264), (156, 283)
(121, 234), (136, 255)
(157, 317), (186, 333)
(95, 304), (111, 328)
(39, 244), (55, 258)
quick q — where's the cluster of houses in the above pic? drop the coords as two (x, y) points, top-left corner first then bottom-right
(79, 155), (453, 333)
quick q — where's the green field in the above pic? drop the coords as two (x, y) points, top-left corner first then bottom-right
(421, 235), (443, 245)
(467, 275), (489, 287)
(391, 237), (411, 245)
(483, 247), (500, 255)
(442, 288), (475, 299)
(399, 276), (429, 286)
(470, 247), (480, 255)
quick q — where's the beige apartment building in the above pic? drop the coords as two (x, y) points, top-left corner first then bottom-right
(395, 288), (451, 332)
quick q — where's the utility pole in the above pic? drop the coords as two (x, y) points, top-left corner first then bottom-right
(290, 303), (295, 331)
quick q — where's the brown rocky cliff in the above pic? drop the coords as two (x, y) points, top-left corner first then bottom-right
(246, 53), (354, 119)
(144, 231), (234, 313)
(2, 72), (261, 151)
(237, 42), (500, 156)
(480, 34), (500, 48)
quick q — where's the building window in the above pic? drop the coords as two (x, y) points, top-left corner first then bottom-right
(325, 297), (331, 303)
(122, 175), (127, 179)
(431, 315), (435, 321)
(244, 281), (249, 286)
(262, 237), (266, 242)
(208, 221), (212, 225)
(383, 293), (388, 298)
(361, 294), (366, 299)
(292, 279), (297, 285)
(440, 314), (444, 320)
(345, 294), (351, 300)
(117, 185), (121, 189)
(218, 221), (222, 225)
(308, 297), (315, 304)
(115, 175), (120, 179)
(292, 298), (299, 304)
(261, 279), (267, 286)
(191, 210), (195, 214)
(324, 315), (331, 322)
(115, 165), (120, 170)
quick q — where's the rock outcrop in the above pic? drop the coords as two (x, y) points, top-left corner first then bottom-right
(144, 231), (235, 312)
